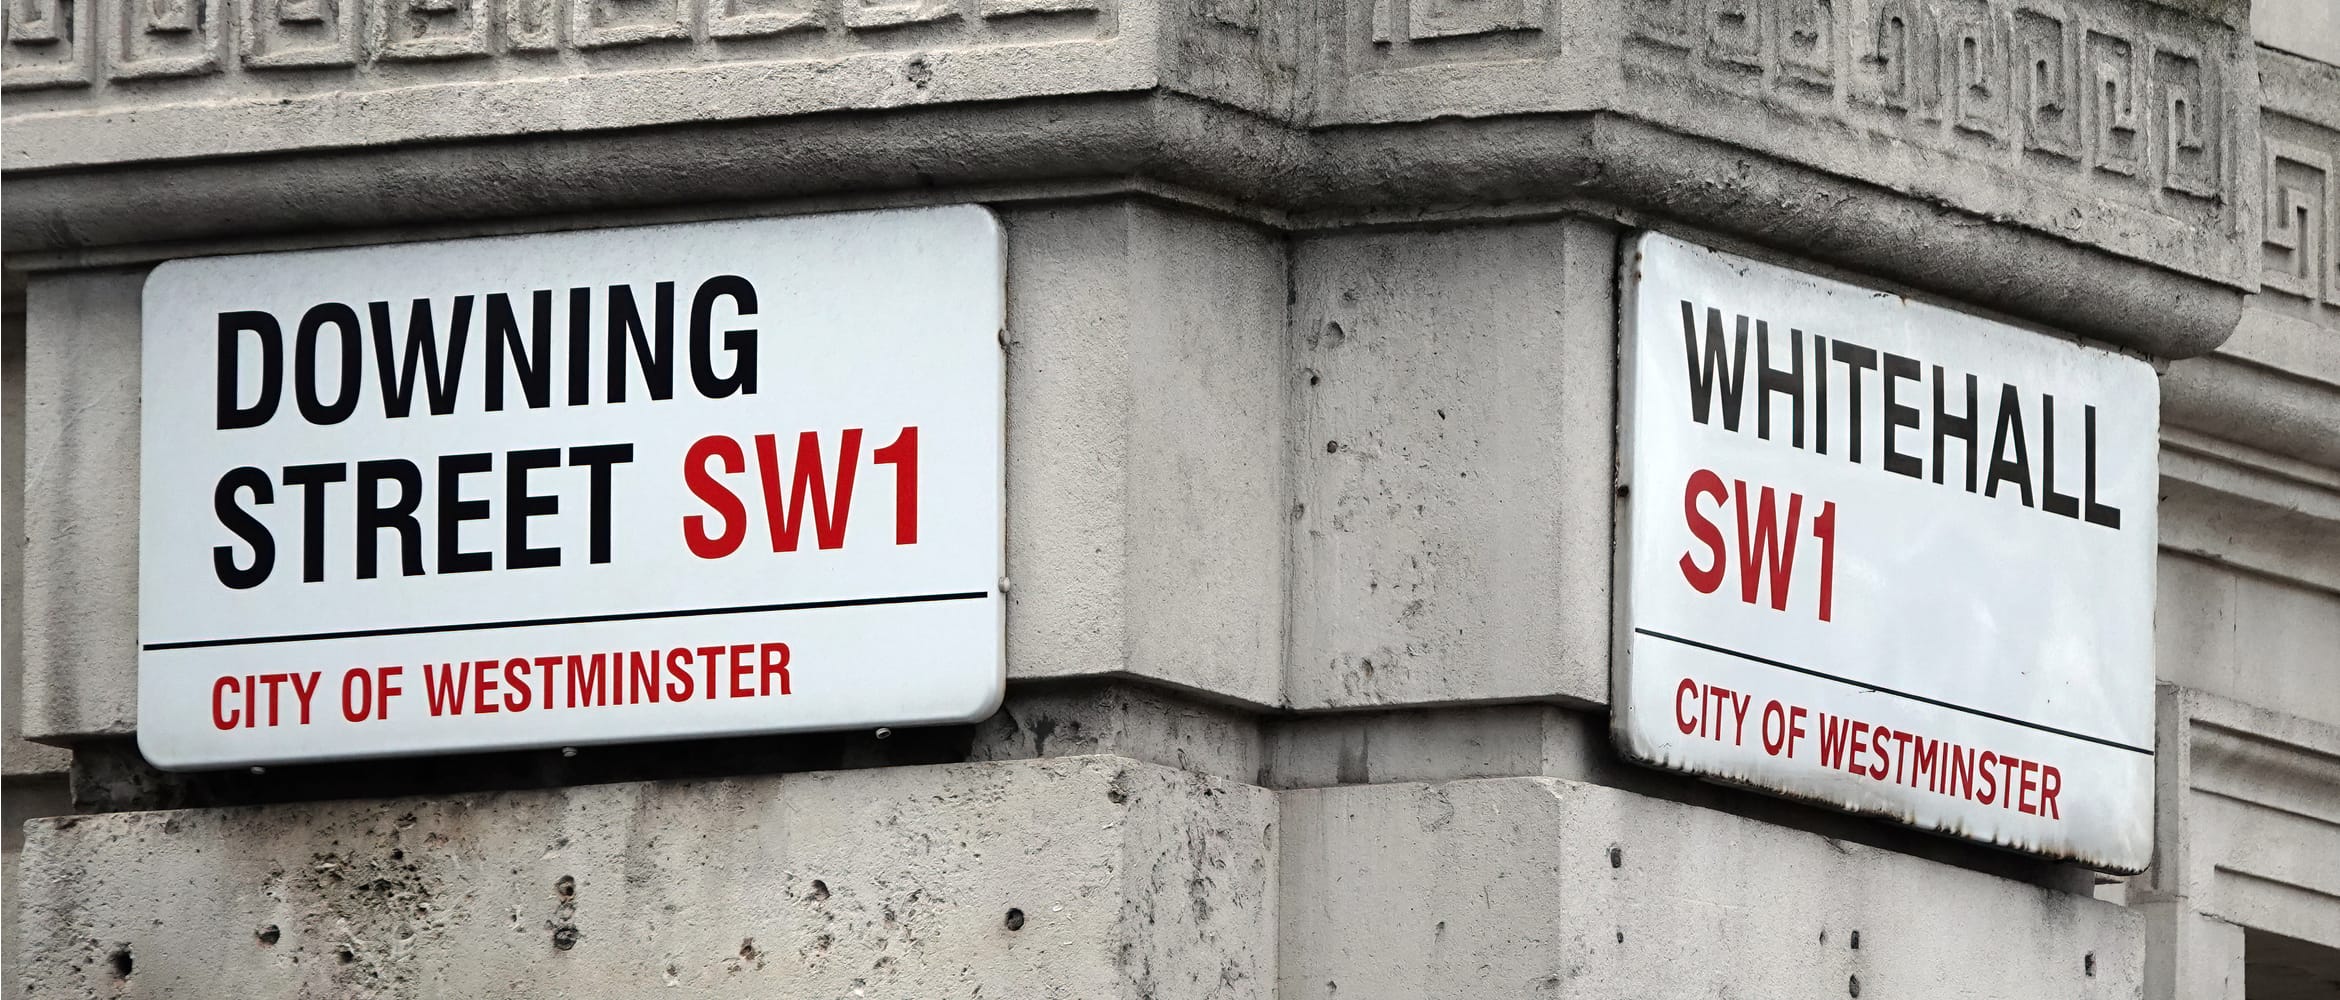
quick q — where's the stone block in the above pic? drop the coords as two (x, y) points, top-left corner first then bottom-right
(1280, 775), (2142, 999)
(19, 268), (146, 742)
(13, 755), (1276, 998)
(2137, 901), (2245, 1000)
(971, 681), (1265, 785)
(1287, 219), (1613, 710)
(1001, 202), (1287, 707)
(5, 308), (74, 773)
(2154, 554), (2340, 729)
(2139, 686), (2340, 951)
(2255, 0), (2340, 74)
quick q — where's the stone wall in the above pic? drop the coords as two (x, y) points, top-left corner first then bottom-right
(5, 0), (2335, 995)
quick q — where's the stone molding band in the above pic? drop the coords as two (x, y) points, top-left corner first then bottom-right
(2, 94), (2243, 360)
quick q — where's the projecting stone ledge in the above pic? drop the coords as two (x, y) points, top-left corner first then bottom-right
(1280, 776), (2143, 1000)
(1, 0), (2261, 361)
(12, 756), (1276, 1000)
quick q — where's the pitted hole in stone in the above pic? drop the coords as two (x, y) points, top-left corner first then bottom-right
(1326, 440), (1339, 454)
(257, 925), (281, 947)
(552, 927), (580, 951)
(1848, 974), (1860, 997)
(2085, 953), (2096, 977)
(109, 948), (133, 979)
(1615, 930), (1624, 944)
(337, 947), (356, 965)
(1608, 846), (1623, 869)
(808, 880), (831, 902)
(1004, 908), (1025, 931)
(1850, 930), (1860, 950)
(556, 875), (576, 900)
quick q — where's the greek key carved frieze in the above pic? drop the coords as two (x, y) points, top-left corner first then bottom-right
(4, 0), (96, 87)
(113, 0), (224, 77)
(1622, 0), (2236, 207)
(1370, 0), (1547, 48)
(2263, 134), (2338, 311)
(1, 0), (1105, 90)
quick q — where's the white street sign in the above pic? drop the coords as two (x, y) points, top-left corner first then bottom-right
(139, 207), (1005, 769)
(1616, 232), (2158, 871)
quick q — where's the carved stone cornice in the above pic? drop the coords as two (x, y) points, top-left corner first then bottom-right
(2, 0), (2265, 358)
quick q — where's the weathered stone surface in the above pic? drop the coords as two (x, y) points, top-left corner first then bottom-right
(4, 307), (74, 774)
(3, 0), (2262, 294)
(1323, 0), (2259, 290)
(2135, 687), (2340, 950)
(2155, 549), (2340, 729)
(14, 755), (1277, 998)
(2, 106), (2251, 362)
(1280, 775), (2144, 999)
(18, 268), (145, 742)
(2, 0), (1155, 148)
(2, 0), (2264, 359)
(1266, 705), (1569, 789)
(2252, 50), (2340, 340)
(2, 775), (73, 981)
(1000, 202), (1287, 707)
(971, 682), (1265, 785)
(2158, 424), (2340, 608)
(2255, 0), (2340, 67)
(1288, 219), (1613, 710)
(2136, 900), (2247, 1000)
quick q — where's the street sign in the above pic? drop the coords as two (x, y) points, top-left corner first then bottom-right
(138, 207), (1005, 769)
(1615, 232), (2158, 871)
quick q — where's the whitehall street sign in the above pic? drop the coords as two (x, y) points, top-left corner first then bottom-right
(138, 207), (1005, 770)
(1615, 232), (2158, 872)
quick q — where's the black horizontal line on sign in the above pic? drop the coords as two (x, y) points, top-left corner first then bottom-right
(1632, 627), (2154, 756)
(143, 591), (994, 652)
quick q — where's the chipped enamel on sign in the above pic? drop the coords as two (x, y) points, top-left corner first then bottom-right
(138, 207), (1005, 770)
(1615, 233), (2158, 871)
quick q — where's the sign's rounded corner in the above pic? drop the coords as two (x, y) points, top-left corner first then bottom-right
(922, 202), (1005, 245)
(133, 728), (205, 774)
(140, 257), (199, 304)
(1604, 712), (1657, 768)
(954, 675), (1009, 726)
